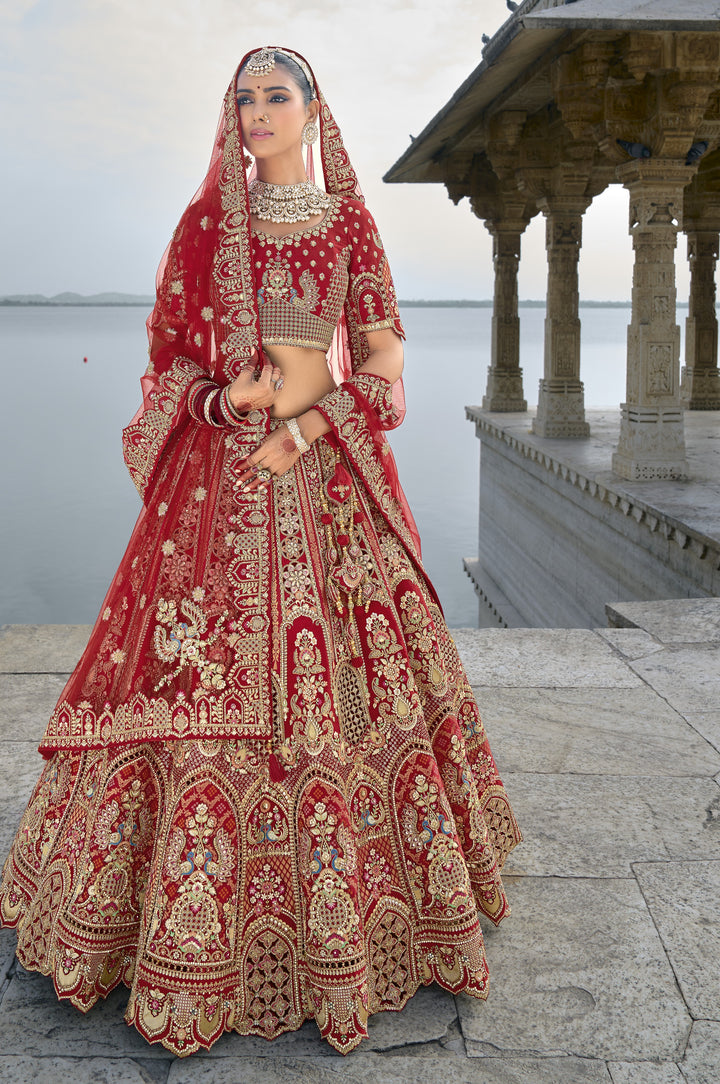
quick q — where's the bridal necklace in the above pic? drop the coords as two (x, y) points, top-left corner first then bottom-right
(249, 179), (331, 224)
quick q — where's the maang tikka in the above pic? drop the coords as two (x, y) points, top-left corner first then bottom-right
(244, 46), (316, 94)
(245, 48), (276, 78)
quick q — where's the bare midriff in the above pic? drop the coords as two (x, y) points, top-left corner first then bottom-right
(264, 343), (336, 419)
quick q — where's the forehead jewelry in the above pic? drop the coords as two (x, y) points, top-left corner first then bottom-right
(245, 48), (276, 77)
(244, 47), (316, 95)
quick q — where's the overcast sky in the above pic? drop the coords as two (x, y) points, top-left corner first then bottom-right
(1, 0), (689, 300)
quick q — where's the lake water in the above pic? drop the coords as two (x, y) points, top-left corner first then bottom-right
(0, 304), (649, 627)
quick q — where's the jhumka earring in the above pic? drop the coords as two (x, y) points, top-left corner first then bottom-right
(301, 121), (319, 145)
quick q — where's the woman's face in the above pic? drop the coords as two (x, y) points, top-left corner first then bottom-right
(236, 67), (316, 159)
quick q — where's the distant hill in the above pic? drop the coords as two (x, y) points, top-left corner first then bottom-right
(0, 292), (155, 306)
(397, 299), (636, 308)
(2, 293), (693, 309)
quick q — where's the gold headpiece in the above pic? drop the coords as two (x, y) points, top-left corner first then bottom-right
(244, 48), (276, 78)
(244, 47), (316, 96)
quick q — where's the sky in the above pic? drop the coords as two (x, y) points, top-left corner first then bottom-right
(0, 0), (690, 301)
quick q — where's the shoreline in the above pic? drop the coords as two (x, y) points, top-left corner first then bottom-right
(1, 298), (695, 309)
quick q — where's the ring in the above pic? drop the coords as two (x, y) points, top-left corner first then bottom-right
(256, 468), (272, 483)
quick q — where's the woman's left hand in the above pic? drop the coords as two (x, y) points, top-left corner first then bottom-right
(236, 425), (304, 492)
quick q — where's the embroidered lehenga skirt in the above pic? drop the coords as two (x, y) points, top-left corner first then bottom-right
(0, 414), (521, 1055)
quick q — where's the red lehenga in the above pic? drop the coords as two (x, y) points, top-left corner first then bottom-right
(0, 49), (521, 1056)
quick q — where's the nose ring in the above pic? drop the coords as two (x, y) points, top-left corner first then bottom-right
(257, 113), (269, 123)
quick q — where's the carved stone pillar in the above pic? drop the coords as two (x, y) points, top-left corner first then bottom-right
(483, 228), (527, 411)
(612, 162), (689, 480)
(681, 229), (720, 409)
(532, 200), (590, 438)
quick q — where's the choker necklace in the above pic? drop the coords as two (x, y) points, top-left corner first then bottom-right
(249, 179), (332, 224)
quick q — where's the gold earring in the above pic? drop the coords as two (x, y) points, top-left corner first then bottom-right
(302, 120), (318, 145)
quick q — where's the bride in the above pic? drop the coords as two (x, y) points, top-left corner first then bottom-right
(0, 46), (521, 1056)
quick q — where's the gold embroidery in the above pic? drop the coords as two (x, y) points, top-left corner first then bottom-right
(122, 355), (204, 500)
(212, 83), (262, 380)
(153, 595), (229, 692)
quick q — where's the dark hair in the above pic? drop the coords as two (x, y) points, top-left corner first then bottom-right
(240, 52), (315, 106)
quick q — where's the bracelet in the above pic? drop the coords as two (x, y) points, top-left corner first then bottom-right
(188, 379), (216, 423)
(217, 386), (236, 426)
(224, 386), (251, 422)
(218, 385), (248, 426)
(203, 390), (220, 426)
(286, 417), (310, 453)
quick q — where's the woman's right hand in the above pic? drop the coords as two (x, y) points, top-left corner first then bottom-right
(228, 355), (283, 412)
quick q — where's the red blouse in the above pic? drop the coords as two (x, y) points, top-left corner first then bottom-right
(252, 196), (404, 352)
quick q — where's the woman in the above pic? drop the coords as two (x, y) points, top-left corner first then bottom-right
(0, 47), (521, 1056)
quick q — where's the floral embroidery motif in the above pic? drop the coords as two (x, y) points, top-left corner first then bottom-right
(88, 779), (148, 919)
(401, 771), (475, 917)
(153, 596), (229, 691)
(288, 629), (334, 753)
(303, 798), (359, 959)
(164, 802), (235, 957)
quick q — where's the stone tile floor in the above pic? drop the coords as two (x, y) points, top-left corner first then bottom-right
(0, 600), (718, 1083)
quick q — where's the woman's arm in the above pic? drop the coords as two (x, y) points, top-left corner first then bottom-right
(297, 327), (403, 444)
(234, 328), (403, 490)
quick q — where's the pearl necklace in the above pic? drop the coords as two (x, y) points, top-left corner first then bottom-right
(249, 179), (331, 224)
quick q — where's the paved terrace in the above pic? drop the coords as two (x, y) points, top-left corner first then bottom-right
(0, 600), (718, 1083)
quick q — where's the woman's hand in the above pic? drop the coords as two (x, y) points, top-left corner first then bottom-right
(236, 425), (303, 492)
(228, 355), (283, 413)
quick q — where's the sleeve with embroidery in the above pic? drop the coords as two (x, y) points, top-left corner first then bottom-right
(346, 203), (405, 340)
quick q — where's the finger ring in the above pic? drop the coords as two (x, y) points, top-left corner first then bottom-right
(276, 377), (284, 390)
(256, 468), (272, 482)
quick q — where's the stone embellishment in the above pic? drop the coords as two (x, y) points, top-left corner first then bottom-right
(244, 48), (277, 77)
(249, 180), (331, 224)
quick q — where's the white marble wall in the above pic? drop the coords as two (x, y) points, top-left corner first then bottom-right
(466, 410), (717, 628)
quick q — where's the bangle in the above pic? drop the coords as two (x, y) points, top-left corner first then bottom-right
(217, 386), (235, 426)
(203, 390), (219, 426)
(218, 385), (246, 426)
(188, 379), (215, 422)
(223, 386), (250, 422)
(286, 417), (310, 453)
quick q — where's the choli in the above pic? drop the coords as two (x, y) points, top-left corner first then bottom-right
(252, 196), (404, 351)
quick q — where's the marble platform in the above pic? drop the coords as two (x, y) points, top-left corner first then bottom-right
(0, 600), (718, 1083)
(465, 409), (720, 629)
